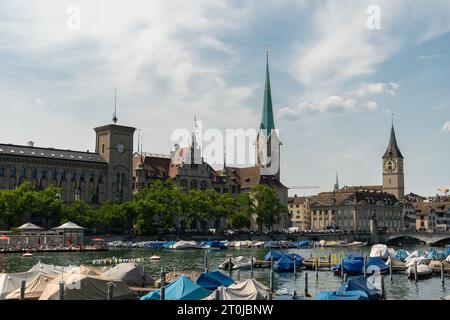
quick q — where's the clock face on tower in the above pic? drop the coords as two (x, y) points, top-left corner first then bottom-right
(384, 159), (396, 173)
(116, 143), (125, 154)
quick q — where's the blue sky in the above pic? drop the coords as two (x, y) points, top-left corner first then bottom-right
(0, 0), (449, 196)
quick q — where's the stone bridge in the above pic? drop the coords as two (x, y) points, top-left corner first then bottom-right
(380, 232), (450, 245)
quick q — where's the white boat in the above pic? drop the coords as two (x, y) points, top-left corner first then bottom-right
(347, 241), (367, 247)
(150, 255), (160, 261)
(219, 256), (255, 270)
(406, 264), (432, 279)
(205, 278), (269, 300)
(171, 241), (201, 250)
(405, 256), (430, 268)
(252, 241), (265, 248)
(22, 252), (33, 257)
(369, 244), (389, 259)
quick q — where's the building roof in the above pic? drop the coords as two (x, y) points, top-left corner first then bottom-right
(339, 185), (383, 192)
(53, 222), (85, 230)
(17, 222), (43, 230)
(383, 125), (404, 159)
(0, 143), (107, 164)
(288, 196), (307, 205)
(412, 201), (450, 214)
(228, 166), (262, 189)
(310, 190), (399, 206)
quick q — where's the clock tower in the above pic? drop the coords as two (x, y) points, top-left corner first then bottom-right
(382, 123), (404, 199)
(94, 124), (135, 203)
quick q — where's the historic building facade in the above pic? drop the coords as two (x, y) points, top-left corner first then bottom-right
(132, 53), (290, 231)
(308, 188), (404, 232)
(288, 195), (310, 230)
(0, 122), (135, 204)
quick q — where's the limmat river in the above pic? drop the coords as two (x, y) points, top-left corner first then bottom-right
(0, 246), (448, 300)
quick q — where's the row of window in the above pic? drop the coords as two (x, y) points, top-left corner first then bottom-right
(0, 166), (103, 183)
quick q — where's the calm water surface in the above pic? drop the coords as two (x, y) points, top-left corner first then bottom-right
(0, 246), (448, 300)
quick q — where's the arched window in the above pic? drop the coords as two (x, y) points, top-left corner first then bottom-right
(31, 168), (37, 179)
(21, 167), (27, 178)
(0, 166), (4, 177)
(61, 170), (66, 181)
(180, 179), (187, 188)
(41, 169), (47, 180)
(10, 166), (16, 178)
(190, 180), (198, 190)
(89, 172), (95, 183)
(200, 181), (207, 190)
(51, 169), (57, 180)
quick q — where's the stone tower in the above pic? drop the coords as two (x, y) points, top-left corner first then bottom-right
(382, 123), (404, 199)
(94, 124), (135, 203)
(256, 51), (281, 180)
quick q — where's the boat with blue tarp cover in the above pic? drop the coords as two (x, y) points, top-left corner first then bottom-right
(201, 241), (228, 250)
(140, 276), (211, 300)
(196, 271), (234, 291)
(333, 255), (388, 275)
(337, 276), (382, 300)
(264, 251), (284, 262)
(273, 254), (303, 272)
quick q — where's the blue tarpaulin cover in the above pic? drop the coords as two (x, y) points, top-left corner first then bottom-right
(333, 256), (388, 274)
(196, 271), (234, 291)
(367, 257), (388, 274)
(264, 251), (285, 262)
(427, 249), (447, 261)
(394, 250), (409, 262)
(337, 276), (381, 300)
(314, 290), (369, 300)
(274, 254), (303, 272)
(140, 276), (211, 300)
(162, 241), (176, 249)
(298, 240), (311, 247)
(202, 241), (227, 249)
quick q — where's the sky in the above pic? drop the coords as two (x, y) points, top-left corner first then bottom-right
(0, 0), (449, 197)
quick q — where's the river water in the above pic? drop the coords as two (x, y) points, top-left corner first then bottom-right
(0, 246), (448, 300)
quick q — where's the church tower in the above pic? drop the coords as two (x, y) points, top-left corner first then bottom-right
(382, 121), (404, 199)
(256, 51), (281, 180)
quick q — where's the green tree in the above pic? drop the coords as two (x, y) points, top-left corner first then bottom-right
(35, 186), (64, 229)
(61, 200), (95, 229)
(204, 190), (235, 232)
(228, 212), (250, 230)
(249, 185), (288, 233)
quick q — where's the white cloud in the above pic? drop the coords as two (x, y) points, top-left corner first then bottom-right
(418, 54), (446, 60)
(279, 95), (377, 120)
(442, 121), (450, 133)
(288, 0), (450, 97)
(365, 101), (378, 111)
(350, 82), (400, 97)
(0, 1), (259, 152)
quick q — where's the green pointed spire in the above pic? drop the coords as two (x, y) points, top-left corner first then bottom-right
(334, 172), (340, 192)
(260, 51), (275, 135)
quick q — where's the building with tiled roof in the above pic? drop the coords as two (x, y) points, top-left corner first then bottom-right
(0, 122), (135, 212)
(132, 53), (290, 232)
(308, 189), (404, 232)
